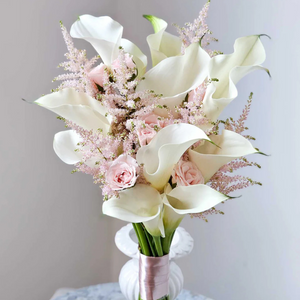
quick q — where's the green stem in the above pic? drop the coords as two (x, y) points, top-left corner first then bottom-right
(162, 230), (175, 255)
(153, 236), (164, 257)
(143, 227), (157, 257)
(134, 223), (151, 256)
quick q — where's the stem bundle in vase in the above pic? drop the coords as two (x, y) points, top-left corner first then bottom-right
(31, 1), (269, 299)
(133, 223), (172, 300)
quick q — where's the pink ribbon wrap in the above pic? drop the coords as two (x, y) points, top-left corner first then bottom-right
(139, 253), (170, 300)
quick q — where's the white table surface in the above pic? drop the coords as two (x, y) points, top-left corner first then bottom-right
(50, 282), (213, 300)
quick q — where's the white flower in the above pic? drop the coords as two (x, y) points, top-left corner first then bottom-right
(103, 123), (261, 236)
(143, 15), (182, 67)
(70, 15), (147, 77)
(202, 35), (270, 122)
(35, 88), (111, 133)
(136, 43), (211, 116)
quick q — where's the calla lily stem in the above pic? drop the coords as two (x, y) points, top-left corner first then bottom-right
(134, 223), (175, 300)
(133, 223), (151, 256)
(162, 230), (175, 255)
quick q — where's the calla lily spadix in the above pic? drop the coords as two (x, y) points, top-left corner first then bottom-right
(144, 15), (182, 67)
(34, 88), (111, 133)
(70, 15), (147, 76)
(137, 42), (210, 116)
(202, 35), (270, 121)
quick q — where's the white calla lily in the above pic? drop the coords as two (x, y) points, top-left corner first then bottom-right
(144, 15), (182, 67)
(104, 128), (259, 236)
(189, 129), (261, 182)
(165, 184), (230, 214)
(53, 130), (102, 168)
(203, 35), (270, 121)
(137, 43), (210, 115)
(163, 184), (230, 232)
(102, 184), (164, 237)
(136, 123), (211, 191)
(120, 38), (148, 76)
(35, 88), (111, 133)
(53, 130), (82, 165)
(70, 15), (147, 76)
(70, 15), (123, 66)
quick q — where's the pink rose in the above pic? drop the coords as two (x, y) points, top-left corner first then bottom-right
(172, 160), (204, 186)
(88, 63), (106, 87)
(137, 113), (169, 146)
(137, 125), (157, 146)
(140, 113), (169, 128)
(106, 155), (139, 191)
(111, 53), (136, 70)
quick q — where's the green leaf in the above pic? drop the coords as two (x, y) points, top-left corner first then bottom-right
(143, 15), (166, 33)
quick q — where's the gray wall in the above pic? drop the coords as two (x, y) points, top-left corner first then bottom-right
(1, 1), (299, 300)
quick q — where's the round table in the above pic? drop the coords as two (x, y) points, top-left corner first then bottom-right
(51, 282), (213, 300)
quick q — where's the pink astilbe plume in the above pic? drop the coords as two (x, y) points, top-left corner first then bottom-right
(191, 94), (262, 222)
(98, 49), (160, 120)
(174, 0), (219, 56)
(219, 157), (261, 174)
(223, 92), (256, 141)
(191, 208), (225, 223)
(52, 22), (99, 96)
(177, 83), (211, 128)
(64, 120), (122, 198)
(209, 172), (262, 195)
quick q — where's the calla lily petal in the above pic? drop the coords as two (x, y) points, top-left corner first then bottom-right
(70, 15), (123, 65)
(203, 35), (269, 121)
(120, 38), (147, 77)
(137, 43), (210, 114)
(53, 130), (82, 164)
(162, 198), (184, 233)
(143, 210), (165, 237)
(136, 123), (211, 191)
(102, 184), (162, 223)
(164, 184), (230, 215)
(143, 15), (167, 33)
(35, 88), (110, 133)
(162, 184), (183, 233)
(144, 15), (182, 66)
(189, 129), (259, 182)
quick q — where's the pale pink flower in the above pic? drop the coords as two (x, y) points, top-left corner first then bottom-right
(106, 154), (139, 190)
(172, 160), (204, 186)
(140, 112), (169, 128)
(88, 63), (106, 87)
(112, 53), (136, 70)
(137, 125), (157, 146)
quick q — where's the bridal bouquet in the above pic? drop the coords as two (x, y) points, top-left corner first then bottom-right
(34, 2), (268, 299)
